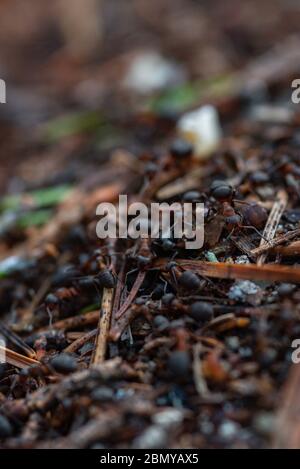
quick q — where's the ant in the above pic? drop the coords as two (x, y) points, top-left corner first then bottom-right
(163, 261), (202, 292)
(45, 249), (117, 320)
(44, 287), (80, 326)
(210, 180), (268, 241)
(45, 269), (116, 310)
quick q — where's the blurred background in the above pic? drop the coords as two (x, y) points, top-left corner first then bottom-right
(0, 0), (300, 193)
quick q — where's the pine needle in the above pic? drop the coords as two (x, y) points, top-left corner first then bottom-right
(256, 190), (287, 265)
(90, 288), (114, 365)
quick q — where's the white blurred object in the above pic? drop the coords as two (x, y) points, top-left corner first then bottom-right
(123, 51), (185, 94)
(177, 105), (222, 159)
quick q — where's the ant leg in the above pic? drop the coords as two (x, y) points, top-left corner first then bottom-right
(159, 277), (168, 294)
(170, 250), (178, 261)
(241, 225), (268, 242)
(9, 374), (21, 397)
(169, 267), (179, 286)
(109, 268), (123, 286)
(122, 268), (139, 296)
(125, 268), (139, 279)
(225, 227), (235, 242)
(232, 199), (252, 206)
(162, 278), (168, 294)
(46, 306), (54, 329)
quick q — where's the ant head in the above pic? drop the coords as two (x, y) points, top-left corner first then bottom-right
(165, 261), (177, 272)
(96, 270), (116, 289)
(136, 255), (151, 268)
(210, 180), (234, 202)
(45, 293), (59, 307)
(225, 213), (241, 226)
(169, 139), (194, 159)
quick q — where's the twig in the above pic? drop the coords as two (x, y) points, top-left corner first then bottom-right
(142, 167), (182, 201)
(26, 276), (53, 322)
(155, 259), (300, 283)
(110, 305), (141, 342)
(90, 288), (114, 365)
(201, 313), (250, 333)
(141, 337), (174, 353)
(231, 233), (257, 260)
(115, 270), (146, 319)
(36, 411), (122, 449)
(0, 322), (36, 359)
(110, 261), (126, 329)
(156, 167), (206, 200)
(273, 240), (300, 257)
(250, 228), (300, 256)
(2, 358), (125, 415)
(38, 310), (99, 332)
(0, 345), (39, 369)
(257, 190), (288, 265)
(64, 328), (97, 354)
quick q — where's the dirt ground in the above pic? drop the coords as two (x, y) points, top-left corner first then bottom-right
(0, 0), (300, 449)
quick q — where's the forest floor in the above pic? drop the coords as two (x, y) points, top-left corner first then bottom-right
(1, 0), (300, 448)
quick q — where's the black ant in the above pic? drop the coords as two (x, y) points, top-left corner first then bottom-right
(210, 180), (268, 240)
(163, 261), (201, 291)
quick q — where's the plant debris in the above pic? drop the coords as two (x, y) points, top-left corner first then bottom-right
(1, 0), (300, 450)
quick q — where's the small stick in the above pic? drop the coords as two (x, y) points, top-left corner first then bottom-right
(90, 288), (114, 365)
(156, 167), (205, 200)
(155, 259), (300, 283)
(110, 305), (141, 342)
(142, 167), (182, 201)
(0, 345), (40, 369)
(273, 240), (300, 257)
(141, 337), (174, 353)
(26, 276), (53, 322)
(257, 190), (288, 265)
(201, 313), (249, 333)
(38, 310), (99, 332)
(66, 332), (85, 340)
(231, 234), (257, 260)
(0, 322), (36, 359)
(36, 412), (122, 449)
(64, 328), (97, 353)
(115, 270), (146, 319)
(110, 261), (126, 328)
(250, 228), (300, 256)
